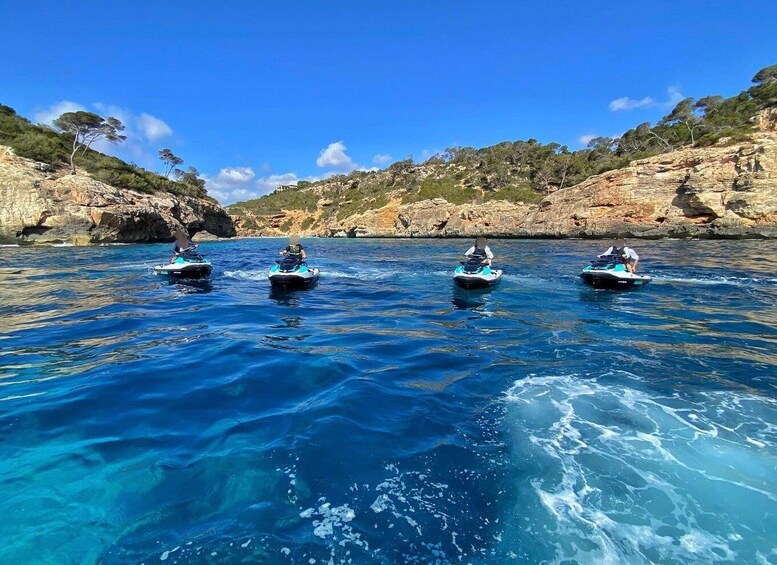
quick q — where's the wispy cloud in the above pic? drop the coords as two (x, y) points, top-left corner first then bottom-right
(608, 86), (685, 112)
(206, 169), (322, 205)
(33, 100), (86, 124)
(137, 113), (173, 142)
(578, 134), (596, 146)
(372, 153), (392, 165)
(665, 86), (684, 108)
(609, 96), (655, 112)
(316, 141), (357, 170)
(93, 103), (173, 144)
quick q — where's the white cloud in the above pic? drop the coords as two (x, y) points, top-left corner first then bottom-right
(578, 134), (596, 146)
(372, 153), (392, 165)
(34, 100), (86, 124)
(137, 112), (173, 141)
(93, 103), (172, 142)
(255, 173), (302, 195)
(609, 96), (655, 112)
(666, 86), (684, 108)
(206, 168), (322, 205)
(218, 166), (255, 183)
(316, 141), (356, 170)
(204, 166), (256, 202)
(608, 87), (686, 112)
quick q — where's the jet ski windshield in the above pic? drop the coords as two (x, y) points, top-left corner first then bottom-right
(276, 254), (304, 272)
(178, 246), (206, 262)
(461, 257), (487, 273)
(589, 255), (621, 269)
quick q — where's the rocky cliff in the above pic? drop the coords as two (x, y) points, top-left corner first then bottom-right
(230, 113), (777, 239)
(0, 146), (236, 244)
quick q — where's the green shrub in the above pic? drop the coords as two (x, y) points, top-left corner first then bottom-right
(403, 176), (479, 205)
(10, 131), (68, 164)
(484, 184), (543, 204)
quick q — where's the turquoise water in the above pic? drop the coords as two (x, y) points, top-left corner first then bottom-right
(1, 238), (776, 564)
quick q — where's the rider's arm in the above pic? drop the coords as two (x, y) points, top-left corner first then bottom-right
(485, 246), (494, 260)
(464, 246), (475, 257)
(598, 246), (614, 258)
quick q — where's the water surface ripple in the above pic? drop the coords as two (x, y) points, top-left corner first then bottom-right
(1, 239), (775, 564)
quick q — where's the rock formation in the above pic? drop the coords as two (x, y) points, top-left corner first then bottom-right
(0, 146), (236, 244)
(230, 114), (777, 239)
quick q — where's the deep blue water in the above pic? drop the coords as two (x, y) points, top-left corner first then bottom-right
(1, 238), (776, 564)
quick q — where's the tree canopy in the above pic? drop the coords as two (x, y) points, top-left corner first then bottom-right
(53, 111), (126, 174)
(159, 148), (184, 179)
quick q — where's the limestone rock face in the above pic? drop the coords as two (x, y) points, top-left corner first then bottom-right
(0, 146), (236, 244)
(232, 128), (777, 239)
(529, 133), (777, 238)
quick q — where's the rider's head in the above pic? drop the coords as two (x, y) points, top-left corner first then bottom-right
(476, 236), (487, 248)
(289, 234), (300, 245)
(616, 238), (626, 247)
(174, 230), (189, 244)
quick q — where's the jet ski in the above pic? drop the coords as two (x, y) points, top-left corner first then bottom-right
(453, 257), (502, 289)
(580, 255), (651, 289)
(154, 246), (212, 279)
(268, 254), (319, 288)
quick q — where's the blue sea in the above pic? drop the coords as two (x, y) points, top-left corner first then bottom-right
(1, 238), (776, 564)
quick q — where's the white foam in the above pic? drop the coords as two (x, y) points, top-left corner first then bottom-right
(503, 374), (777, 563)
(159, 546), (179, 561)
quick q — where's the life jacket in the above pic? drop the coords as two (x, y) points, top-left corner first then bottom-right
(471, 246), (487, 258)
(287, 244), (303, 256)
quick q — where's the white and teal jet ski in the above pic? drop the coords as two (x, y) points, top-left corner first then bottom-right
(154, 246), (212, 279)
(453, 257), (502, 290)
(580, 255), (651, 289)
(268, 255), (319, 289)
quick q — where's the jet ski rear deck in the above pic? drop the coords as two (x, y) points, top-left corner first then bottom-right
(453, 259), (502, 289)
(581, 256), (651, 289)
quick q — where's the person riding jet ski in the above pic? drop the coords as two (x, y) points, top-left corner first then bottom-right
(453, 237), (502, 289)
(599, 238), (640, 273)
(280, 235), (307, 261)
(269, 235), (319, 288)
(581, 238), (650, 289)
(154, 230), (212, 279)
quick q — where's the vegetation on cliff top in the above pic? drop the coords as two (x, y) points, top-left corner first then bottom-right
(229, 64), (777, 230)
(0, 104), (211, 200)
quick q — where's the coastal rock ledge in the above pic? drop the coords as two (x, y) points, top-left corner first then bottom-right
(233, 116), (777, 239)
(0, 146), (236, 244)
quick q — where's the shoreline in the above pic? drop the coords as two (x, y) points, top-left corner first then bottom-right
(3, 232), (776, 248)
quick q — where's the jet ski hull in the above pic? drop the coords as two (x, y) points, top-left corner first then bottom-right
(580, 270), (651, 289)
(453, 269), (502, 290)
(154, 261), (212, 279)
(268, 268), (320, 289)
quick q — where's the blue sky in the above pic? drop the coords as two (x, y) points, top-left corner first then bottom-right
(1, 1), (775, 204)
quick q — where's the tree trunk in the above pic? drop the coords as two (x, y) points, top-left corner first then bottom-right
(69, 134), (79, 175)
